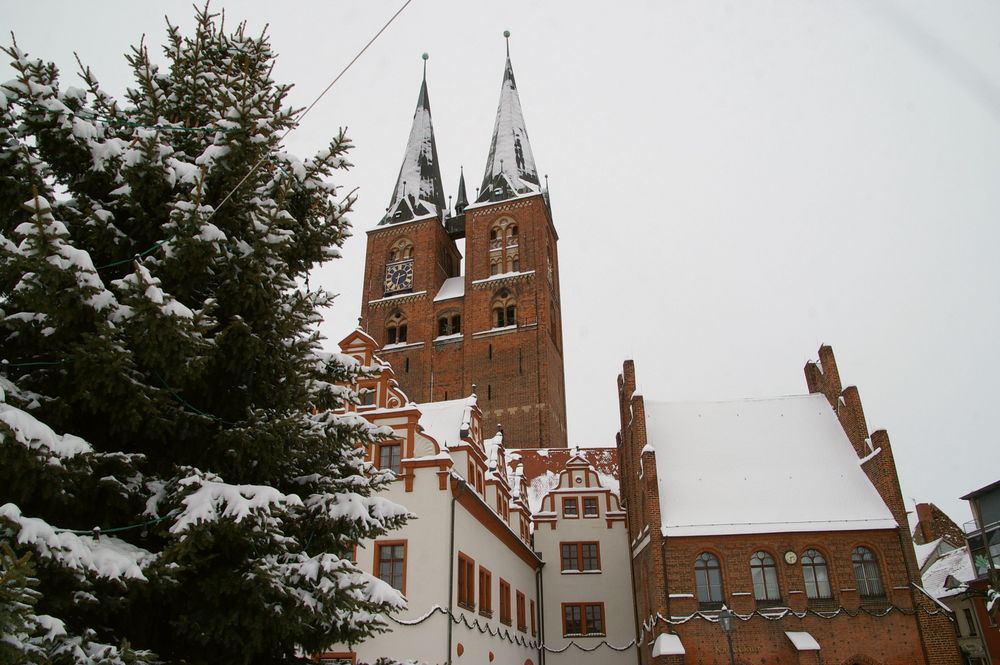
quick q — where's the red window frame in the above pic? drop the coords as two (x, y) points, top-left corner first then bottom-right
(377, 441), (402, 475)
(479, 566), (493, 617)
(582, 496), (599, 518)
(562, 497), (579, 518)
(516, 590), (527, 632)
(457, 552), (475, 610)
(560, 542), (601, 572)
(374, 540), (407, 594)
(530, 599), (537, 636)
(561, 602), (605, 637)
(499, 579), (512, 625)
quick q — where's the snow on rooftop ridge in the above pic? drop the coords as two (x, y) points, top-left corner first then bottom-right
(381, 76), (446, 226)
(434, 276), (465, 302)
(646, 393), (897, 537)
(914, 538), (944, 569)
(477, 57), (539, 203)
(416, 395), (477, 448)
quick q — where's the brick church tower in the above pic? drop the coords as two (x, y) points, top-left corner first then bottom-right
(359, 50), (567, 449)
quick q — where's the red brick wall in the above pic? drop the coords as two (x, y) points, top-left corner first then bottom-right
(360, 194), (567, 449)
(804, 346), (963, 665)
(619, 354), (962, 665)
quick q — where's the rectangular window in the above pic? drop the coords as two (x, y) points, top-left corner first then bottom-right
(457, 553), (475, 610)
(530, 600), (536, 636)
(500, 579), (511, 625)
(562, 603), (606, 637)
(397, 324), (407, 343)
(386, 328), (397, 344)
(377, 442), (401, 475)
(479, 567), (492, 617)
(562, 497), (579, 518)
(360, 388), (376, 406)
(964, 608), (977, 636)
(560, 542), (601, 572)
(375, 542), (406, 593)
(583, 496), (599, 517)
(516, 591), (526, 632)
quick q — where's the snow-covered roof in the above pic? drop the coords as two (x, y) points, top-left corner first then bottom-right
(416, 396), (476, 448)
(646, 394), (897, 537)
(380, 74), (446, 225)
(651, 633), (685, 657)
(477, 56), (540, 203)
(433, 276), (464, 302)
(914, 538), (944, 570)
(922, 546), (976, 599)
(785, 631), (821, 651)
(514, 447), (620, 515)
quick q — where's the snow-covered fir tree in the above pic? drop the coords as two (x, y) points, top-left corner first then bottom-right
(0, 7), (409, 663)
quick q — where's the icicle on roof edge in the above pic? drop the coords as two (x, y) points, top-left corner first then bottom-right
(477, 44), (540, 204)
(380, 55), (446, 226)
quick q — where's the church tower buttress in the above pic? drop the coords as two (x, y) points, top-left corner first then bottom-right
(361, 50), (567, 449)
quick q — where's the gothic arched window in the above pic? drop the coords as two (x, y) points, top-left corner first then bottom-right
(750, 551), (780, 604)
(852, 547), (884, 598)
(388, 238), (414, 263)
(385, 311), (408, 345)
(492, 289), (516, 329)
(437, 311), (461, 337)
(802, 549), (832, 600)
(694, 552), (724, 609)
(488, 218), (520, 276)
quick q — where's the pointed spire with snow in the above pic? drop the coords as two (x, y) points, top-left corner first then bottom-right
(380, 53), (447, 225)
(477, 33), (540, 203)
(454, 166), (469, 214)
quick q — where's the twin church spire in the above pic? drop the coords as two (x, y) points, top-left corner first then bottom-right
(380, 39), (540, 226)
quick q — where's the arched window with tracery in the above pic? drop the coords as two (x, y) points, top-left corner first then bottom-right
(750, 551), (780, 604)
(385, 311), (408, 345)
(488, 219), (520, 276)
(851, 547), (884, 598)
(388, 238), (414, 262)
(492, 289), (516, 329)
(437, 311), (461, 337)
(384, 239), (415, 295)
(694, 552), (724, 609)
(802, 549), (832, 600)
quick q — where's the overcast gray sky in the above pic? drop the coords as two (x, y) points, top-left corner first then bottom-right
(6, 0), (999, 524)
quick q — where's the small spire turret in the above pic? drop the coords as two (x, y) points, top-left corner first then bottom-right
(454, 166), (469, 215)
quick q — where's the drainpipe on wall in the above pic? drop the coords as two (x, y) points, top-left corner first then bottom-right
(535, 560), (545, 665)
(446, 479), (465, 665)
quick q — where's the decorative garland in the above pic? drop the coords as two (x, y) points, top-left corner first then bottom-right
(383, 604), (638, 653)
(641, 601), (951, 631)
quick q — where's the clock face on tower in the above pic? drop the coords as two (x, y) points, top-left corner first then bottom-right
(384, 260), (414, 294)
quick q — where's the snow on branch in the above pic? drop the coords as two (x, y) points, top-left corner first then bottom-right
(0, 393), (92, 465)
(169, 472), (303, 535)
(0, 504), (154, 581)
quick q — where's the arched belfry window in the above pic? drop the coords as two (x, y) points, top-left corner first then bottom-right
(488, 218), (520, 276)
(385, 310), (408, 345)
(384, 239), (414, 294)
(437, 311), (461, 337)
(388, 238), (414, 262)
(851, 547), (884, 599)
(694, 552), (724, 610)
(492, 289), (516, 329)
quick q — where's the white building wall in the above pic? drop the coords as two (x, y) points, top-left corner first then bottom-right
(535, 465), (636, 665)
(334, 468), (541, 665)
